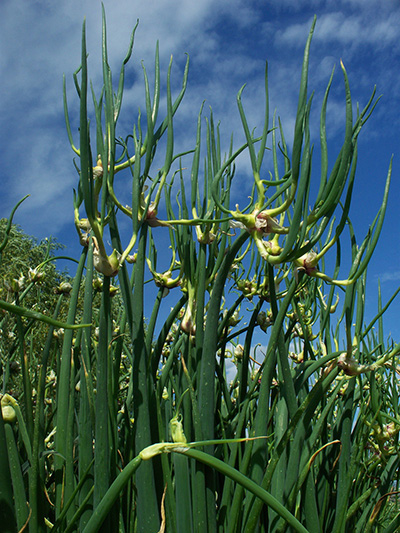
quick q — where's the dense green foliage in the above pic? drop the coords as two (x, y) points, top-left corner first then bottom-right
(0, 220), (71, 397)
(1, 10), (400, 533)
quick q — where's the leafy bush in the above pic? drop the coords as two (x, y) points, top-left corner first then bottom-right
(0, 219), (72, 397)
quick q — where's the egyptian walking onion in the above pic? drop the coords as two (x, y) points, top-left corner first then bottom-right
(1, 9), (399, 533)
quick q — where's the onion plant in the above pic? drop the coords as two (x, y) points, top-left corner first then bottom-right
(1, 8), (400, 533)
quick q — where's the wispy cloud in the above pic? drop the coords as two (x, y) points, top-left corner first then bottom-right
(276, 10), (400, 51)
(0, 1), (264, 232)
(378, 271), (400, 283)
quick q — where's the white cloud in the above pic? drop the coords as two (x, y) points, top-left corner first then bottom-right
(1, 0), (260, 240)
(276, 9), (400, 51)
(379, 271), (400, 283)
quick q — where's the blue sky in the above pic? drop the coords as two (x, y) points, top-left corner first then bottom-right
(1, 0), (400, 335)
